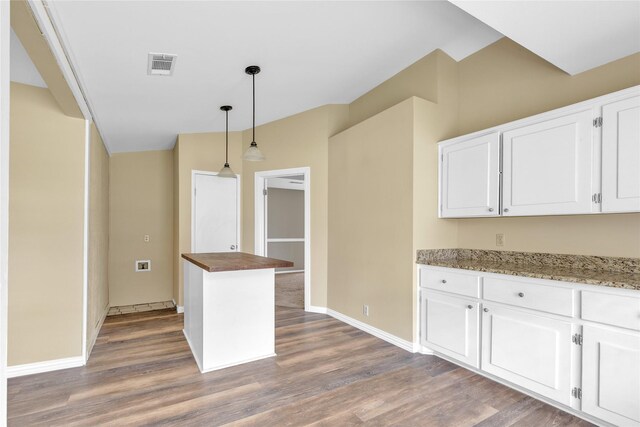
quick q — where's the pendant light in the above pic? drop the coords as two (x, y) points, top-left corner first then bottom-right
(243, 65), (266, 161)
(218, 105), (236, 178)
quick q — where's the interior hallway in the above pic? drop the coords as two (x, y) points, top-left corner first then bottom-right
(8, 307), (591, 426)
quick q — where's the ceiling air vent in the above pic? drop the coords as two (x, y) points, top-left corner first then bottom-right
(147, 53), (177, 76)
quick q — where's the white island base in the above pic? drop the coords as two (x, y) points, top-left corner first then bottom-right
(183, 261), (276, 373)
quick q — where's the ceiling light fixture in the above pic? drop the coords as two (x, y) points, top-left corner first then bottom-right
(218, 105), (236, 178)
(243, 65), (265, 161)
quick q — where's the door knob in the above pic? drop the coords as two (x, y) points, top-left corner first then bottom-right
(483, 308), (489, 312)
(230, 245), (236, 250)
(488, 208), (494, 212)
(467, 305), (473, 310)
(504, 208), (510, 213)
(441, 279), (447, 284)
(518, 292), (525, 298)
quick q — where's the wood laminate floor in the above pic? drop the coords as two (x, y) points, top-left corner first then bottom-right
(8, 308), (593, 426)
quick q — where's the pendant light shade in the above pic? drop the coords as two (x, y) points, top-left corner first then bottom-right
(243, 65), (265, 161)
(218, 105), (237, 178)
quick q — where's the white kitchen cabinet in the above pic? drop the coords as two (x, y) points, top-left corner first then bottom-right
(439, 132), (500, 218)
(601, 95), (640, 213)
(581, 325), (640, 427)
(481, 304), (575, 406)
(421, 290), (480, 368)
(501, 110), (594, 216)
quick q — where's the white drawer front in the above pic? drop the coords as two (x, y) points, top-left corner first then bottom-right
(582, 290), (640, 331)
(483, 277), (575, 317)
(420, 268), (480, 298)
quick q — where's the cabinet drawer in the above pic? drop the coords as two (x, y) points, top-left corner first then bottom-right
(582, 290), (640, 331)
(420, 269), (480, 298)
(483, 277), (575, 317)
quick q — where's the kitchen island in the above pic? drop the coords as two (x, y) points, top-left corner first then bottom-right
(181, 252), (293, 373)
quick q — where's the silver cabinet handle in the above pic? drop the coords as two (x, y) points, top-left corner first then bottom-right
(467, 305), (473, 309)
(518, 292), (525, 298)
(441, 279), (447, 284)
(230, 245), (236, 250)
(488, 208), (494, 212)
(504, 208), (510, 213)
(483, 308), (489, 312)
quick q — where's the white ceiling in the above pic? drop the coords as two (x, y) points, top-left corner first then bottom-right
(46, 1), (503, 153)
(451, 1), (640, 76)
(10, 28), (47, 88)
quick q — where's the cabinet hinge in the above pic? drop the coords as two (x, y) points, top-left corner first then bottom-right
(572, 333), (583, 346)
(592, 193), (601, 204)
(571, 387), (582, 399)
(593, 117), (603, 128)
(263, 188), (268, 196)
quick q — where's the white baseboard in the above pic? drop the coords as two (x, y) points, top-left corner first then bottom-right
(326, 308), (417, 353)
(306, 305), (327, 314)
(176, 305), (184, 314)
(7, 356), (85, 378)
(86, 304), (109, 360)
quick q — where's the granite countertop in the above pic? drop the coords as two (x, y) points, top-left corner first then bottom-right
(416, 249), (640, 291)
(182, 252), (293, 272)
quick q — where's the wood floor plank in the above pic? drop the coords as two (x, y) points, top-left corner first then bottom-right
(7, 307), (594, 426)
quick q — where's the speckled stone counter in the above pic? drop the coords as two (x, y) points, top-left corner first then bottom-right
(416, 249), (640, 290)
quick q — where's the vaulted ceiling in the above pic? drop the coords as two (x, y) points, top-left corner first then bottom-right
(45, 1), (503, 152)
(30, 1), (640, 153)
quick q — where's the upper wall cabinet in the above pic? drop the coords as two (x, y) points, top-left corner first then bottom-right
(502, 110), (594, 216)
(601, 95), (640, 213)
(439, 86), (640, 219)
(440, 132), (500, 217)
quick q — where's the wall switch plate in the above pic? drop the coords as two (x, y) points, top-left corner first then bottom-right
(136, 260), (151, 272)
(144, 234), (150, 242)
(363, 305), (369, 316)
(496, 233), (505, 247)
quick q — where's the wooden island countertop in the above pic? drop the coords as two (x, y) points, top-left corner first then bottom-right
(181, 252), (293, 273)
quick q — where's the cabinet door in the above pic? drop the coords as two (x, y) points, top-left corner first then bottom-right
(421, 291), (480, 368)
(582, 325), (640, 427)
(502, 110), (594, 216)
(440, 132), (500, 218)
(481, 304), (574, 405)
(602, 95), (640, 213)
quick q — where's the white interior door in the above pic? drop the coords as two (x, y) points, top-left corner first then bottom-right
(193, 173), (238, 253)
(602, 95), (640, 213)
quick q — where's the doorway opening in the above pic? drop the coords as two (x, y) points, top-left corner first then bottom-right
(255, 167), (310, 311)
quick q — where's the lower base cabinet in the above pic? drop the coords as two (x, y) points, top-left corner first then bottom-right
(481, 304), (575, 406)
(421, 291), (480, 368)
(419, 265), (640, 427)
(581, 325), (640, 426)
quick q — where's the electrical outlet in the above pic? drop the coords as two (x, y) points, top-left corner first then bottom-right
(363, 305), (369, 317)
(144, 234), (150, 242)
(136, 260), (151, 272)
(496, 233), (505, 247)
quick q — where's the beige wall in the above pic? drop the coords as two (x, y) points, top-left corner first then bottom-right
(455, 38), (640, 257)
(267, 188), (304, 239)
(241, 105), (349, 309)
(329, 99), (416, 340)
(8, 82), (85, 365)
(11, 0), (83, 118)
(87, 123), (109, 355)
(109, 150), (174, 306)
(174, 132), (243, 306)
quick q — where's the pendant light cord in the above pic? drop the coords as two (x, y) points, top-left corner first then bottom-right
(225, 109), (229, 164)
(252, 72), (256, 143)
